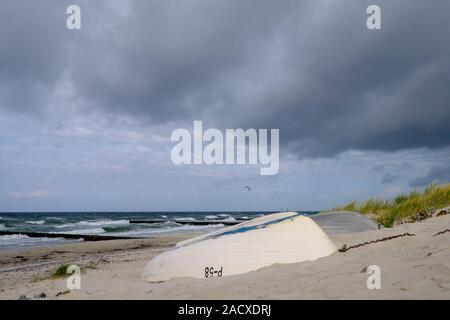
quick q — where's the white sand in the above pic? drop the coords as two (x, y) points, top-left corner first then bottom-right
(1, 216), (450, 299)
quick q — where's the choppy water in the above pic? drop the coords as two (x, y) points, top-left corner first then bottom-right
(0, 211), (315, 250)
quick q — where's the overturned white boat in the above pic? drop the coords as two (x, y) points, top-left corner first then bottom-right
(143, 212), (337, 282)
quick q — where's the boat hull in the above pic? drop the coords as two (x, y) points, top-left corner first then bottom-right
(143, 212), (337, 282)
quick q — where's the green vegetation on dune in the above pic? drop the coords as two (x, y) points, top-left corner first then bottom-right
(331, 183), (450, 227)
(51, 264), (70, 279)
(50, 262), (97, 279)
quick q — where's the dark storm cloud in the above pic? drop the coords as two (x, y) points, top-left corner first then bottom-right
(246, 0), (450, 157)
(0, 0), (70, 113)
(410, 166), (450, 187)
(69, 0), (302, 122)
(1, 0), (450, 157)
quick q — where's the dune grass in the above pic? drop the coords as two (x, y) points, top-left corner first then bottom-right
(50, 264), (71, 279)
(332, 183), (450, 227)
(50, 262), (97, 279)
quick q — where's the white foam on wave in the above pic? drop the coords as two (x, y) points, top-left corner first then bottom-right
(55, 219), (129, 229)
(160, 215), (168, 218)
(0, 223), (6, 230)
(111, 223), (225, 237)
(175, 217), (196, 222)
(0, 234), (30, 241)
(0, 234), (77, 249)
(26, 220), (46, 225)
(46, 217), (66, 221)
(53, 228), (105, 235)
(222, 216), (236, 222)
(205, 215), (218, 220)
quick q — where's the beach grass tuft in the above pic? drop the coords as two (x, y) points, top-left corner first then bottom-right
(50, 262), (97, 279)
(51, 264), (70, 279)
(331, 183), (450, 227)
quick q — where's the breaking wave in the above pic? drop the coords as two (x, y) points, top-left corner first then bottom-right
(55, 219), (129, 229)
(26, 220), (46, 225)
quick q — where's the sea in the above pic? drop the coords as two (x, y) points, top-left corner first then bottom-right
(0, 211), (316, 251)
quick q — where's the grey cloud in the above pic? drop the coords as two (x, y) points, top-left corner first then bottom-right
(401, 162), (414, 170)
(1, 0), (450, 158)
(245, 0), (450, 157)
(69, 0), (302, 122)
(410, 166), (450, 187)
(0, 0), (72, 114)
(381, 172), (398, 184)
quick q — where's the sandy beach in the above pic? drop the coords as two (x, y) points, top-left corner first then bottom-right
(0, 214), (449, 300)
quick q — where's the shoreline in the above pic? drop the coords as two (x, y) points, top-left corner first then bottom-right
(1, 216), (450, 299)
(0, 211), (263, 250)
(0, 230), (143, 242)
(0, 232), (203, 299)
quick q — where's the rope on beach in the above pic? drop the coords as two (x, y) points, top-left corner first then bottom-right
(433, 229), (450, 237)
(338, 232), (416, 253)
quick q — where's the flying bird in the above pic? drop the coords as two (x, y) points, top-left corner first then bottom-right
(244, 186), (251, 191)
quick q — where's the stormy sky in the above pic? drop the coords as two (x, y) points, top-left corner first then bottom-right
(1, 0), (449, 212)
